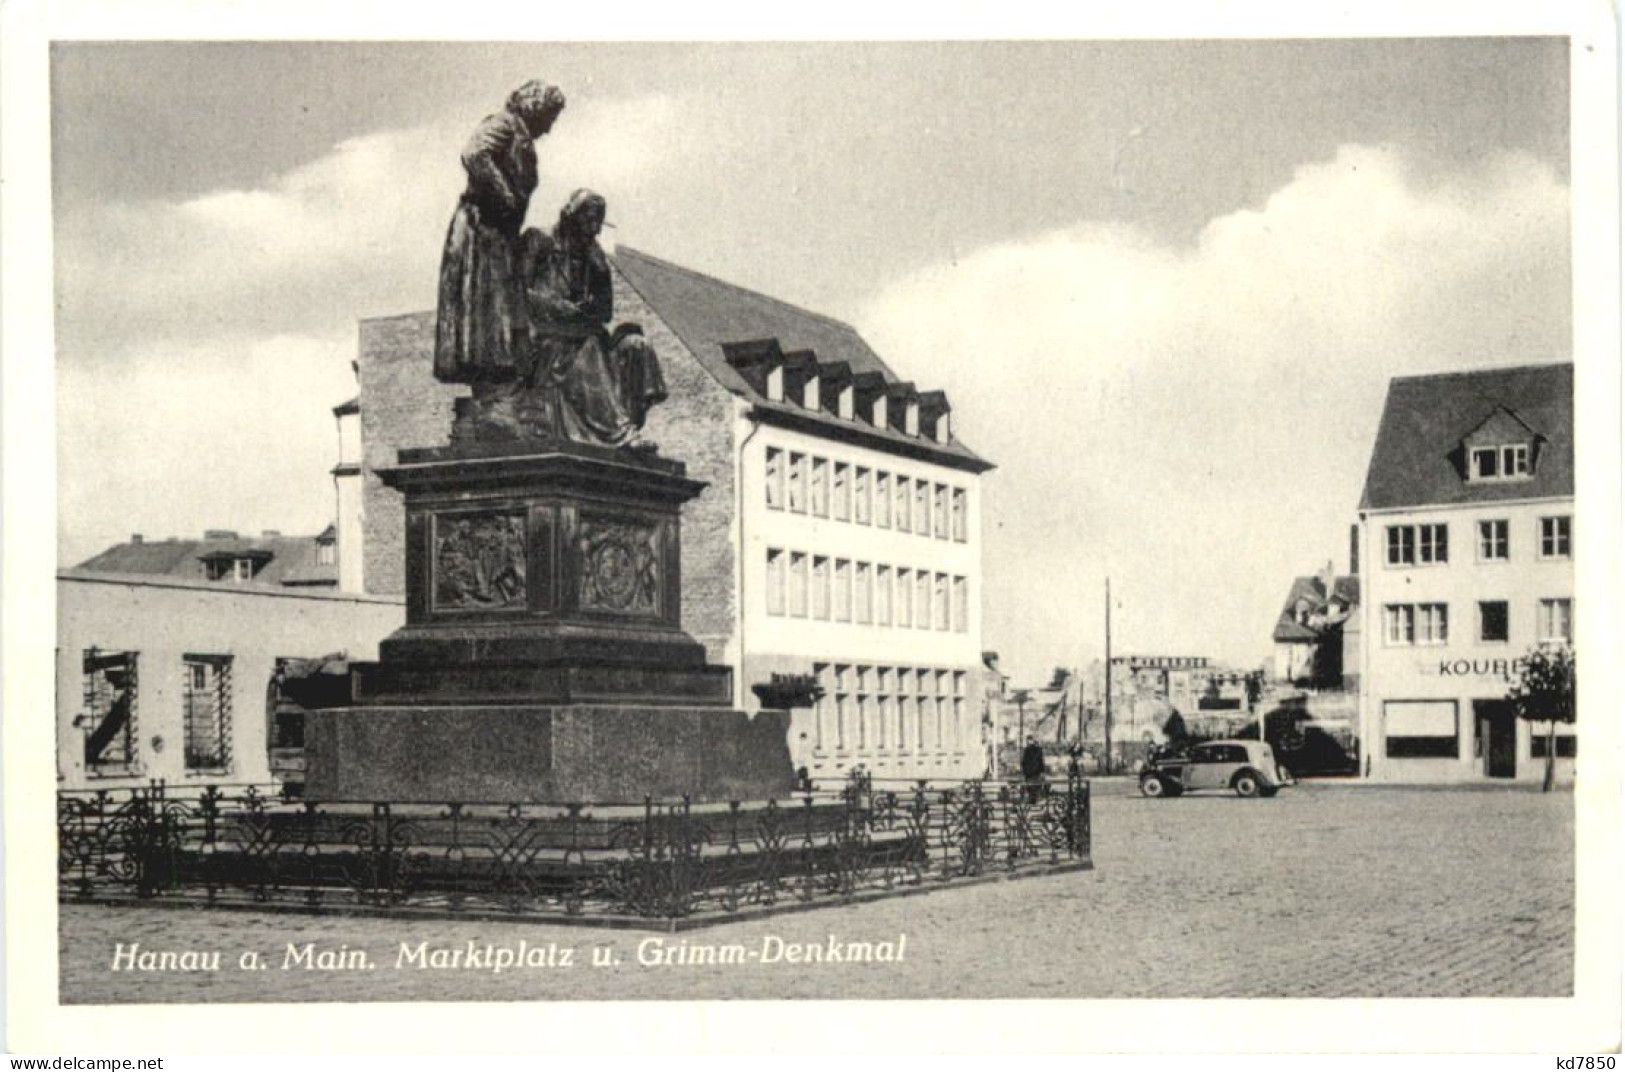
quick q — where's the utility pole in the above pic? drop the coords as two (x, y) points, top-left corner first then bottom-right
(1104, 578), (1114, 776)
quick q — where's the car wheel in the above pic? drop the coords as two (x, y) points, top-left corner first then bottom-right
(1233, 771), (1262, 798)
(1139, 775), (1167, 798)
(1259, 786), (1278, 798)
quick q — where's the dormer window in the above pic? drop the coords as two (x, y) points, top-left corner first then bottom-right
(1470, 443), (1531, 481)
(765, 366), (785, 402)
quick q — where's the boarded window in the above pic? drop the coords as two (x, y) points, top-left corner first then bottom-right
(81, 650), (139, 772)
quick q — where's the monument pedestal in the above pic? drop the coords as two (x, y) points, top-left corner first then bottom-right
(305, 440), (794, 803)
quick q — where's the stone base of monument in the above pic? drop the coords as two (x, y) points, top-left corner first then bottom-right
(303, 439), (795, 804)
(304, 704), (793, 803)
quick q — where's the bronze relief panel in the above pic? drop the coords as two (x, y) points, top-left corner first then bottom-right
(575, 516), (662, 617)
(432, 509), (528, 612)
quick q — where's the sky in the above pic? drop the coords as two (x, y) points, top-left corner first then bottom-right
(50, 39), (1572, 685)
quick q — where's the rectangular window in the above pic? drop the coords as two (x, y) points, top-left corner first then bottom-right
(916, 672), (931, 750)
(876, 693), (893, 750)
(1478, 519), (1509, 561)
(896, 568), (913, 627)
(1540, 516), (1571, 559)
(789, 552), (808, 617)
(1478, 601), (1509, 643)
(1538, 598), (1573, 643)
(765, 548), (786, 616)
(933, 484), (948, 539)
(876, 566), (893, 626)
(812, 662), (831, 750)
(1385, 603), (1447, 646)
(953, 671), (967, 750)
(1471, 447), (1499, 480)
(809, 457), (829, 517)
(316, 540), (336, 566)
(833, 559), (852, 622)
(182, 654), (233, 771)
(765, 447), (784, 510)
(875, 472), (892, 528)
(1383, 604), (1415, 646)
(1503, 444), (1530, 476)
(1384, 700), (1459, 758)
(915, 571), (932, 630)
(1418, 524), (1448, 564)
(233, 558), (253, 583)
(893, 476), (911, 533)
(81, 650), (139, 772)
(1385, 525), (1415, 566)
(854, 666), (871, 750)
(833, 664), (850, 749)
(787, 453), (806, 513)
(951, 488), (967, 542)
(811, 556), (830, 620)
(832, 463), (850, 521)
(933, 572), (950, 630)
(855, 562), (873, 624)
(913, 481), (930, 535)
(1531, 733), (1577, 759)
(952, 576), (969, 633)
(1417, 603), (1448, 645)
(854, 468), (871, 525)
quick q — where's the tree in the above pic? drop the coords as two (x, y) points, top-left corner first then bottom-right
(1505, 646), (1576, 792)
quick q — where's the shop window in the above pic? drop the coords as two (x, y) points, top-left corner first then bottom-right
(1384, 700), (1458, 758)
(1530, 733), (1577, 759)
(183, 654), (233, 771)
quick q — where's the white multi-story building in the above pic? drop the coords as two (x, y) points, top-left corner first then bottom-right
(353, 246), (994, 783)
(1355, 363), (1574, 783)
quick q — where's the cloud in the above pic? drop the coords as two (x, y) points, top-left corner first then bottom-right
(54, 92), (693, 563)
(53, 94), (690, 363)
(859, 145), (1570, 684)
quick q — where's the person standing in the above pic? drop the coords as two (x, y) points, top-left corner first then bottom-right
(1020, 735), (1047, 803)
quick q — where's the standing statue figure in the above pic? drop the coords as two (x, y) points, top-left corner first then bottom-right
(434, 80), (567, 384)
(515, 189), (668, 449)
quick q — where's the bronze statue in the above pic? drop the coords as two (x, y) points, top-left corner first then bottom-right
(432, 85), (666, 450)
(517, 190), (667, 449)
(434, 79), (566, 383)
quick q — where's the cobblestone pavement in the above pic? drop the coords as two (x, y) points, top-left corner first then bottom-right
(58, 783), (1573, 1003)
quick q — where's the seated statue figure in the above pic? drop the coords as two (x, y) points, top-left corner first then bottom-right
(514, 189), (668, 449)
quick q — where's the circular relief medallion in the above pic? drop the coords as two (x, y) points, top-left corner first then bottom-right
(591, 539), (640, 609)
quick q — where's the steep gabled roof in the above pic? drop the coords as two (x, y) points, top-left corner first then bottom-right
(1359, 363), (1573, 511)
(1272, 574), (1361, 644)
(612, 247), (991, 473)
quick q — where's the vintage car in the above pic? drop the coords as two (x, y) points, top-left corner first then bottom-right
(1138, 739), (1292, 798)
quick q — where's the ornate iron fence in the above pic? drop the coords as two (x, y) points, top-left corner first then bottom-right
(58, 776), (1090, 927)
